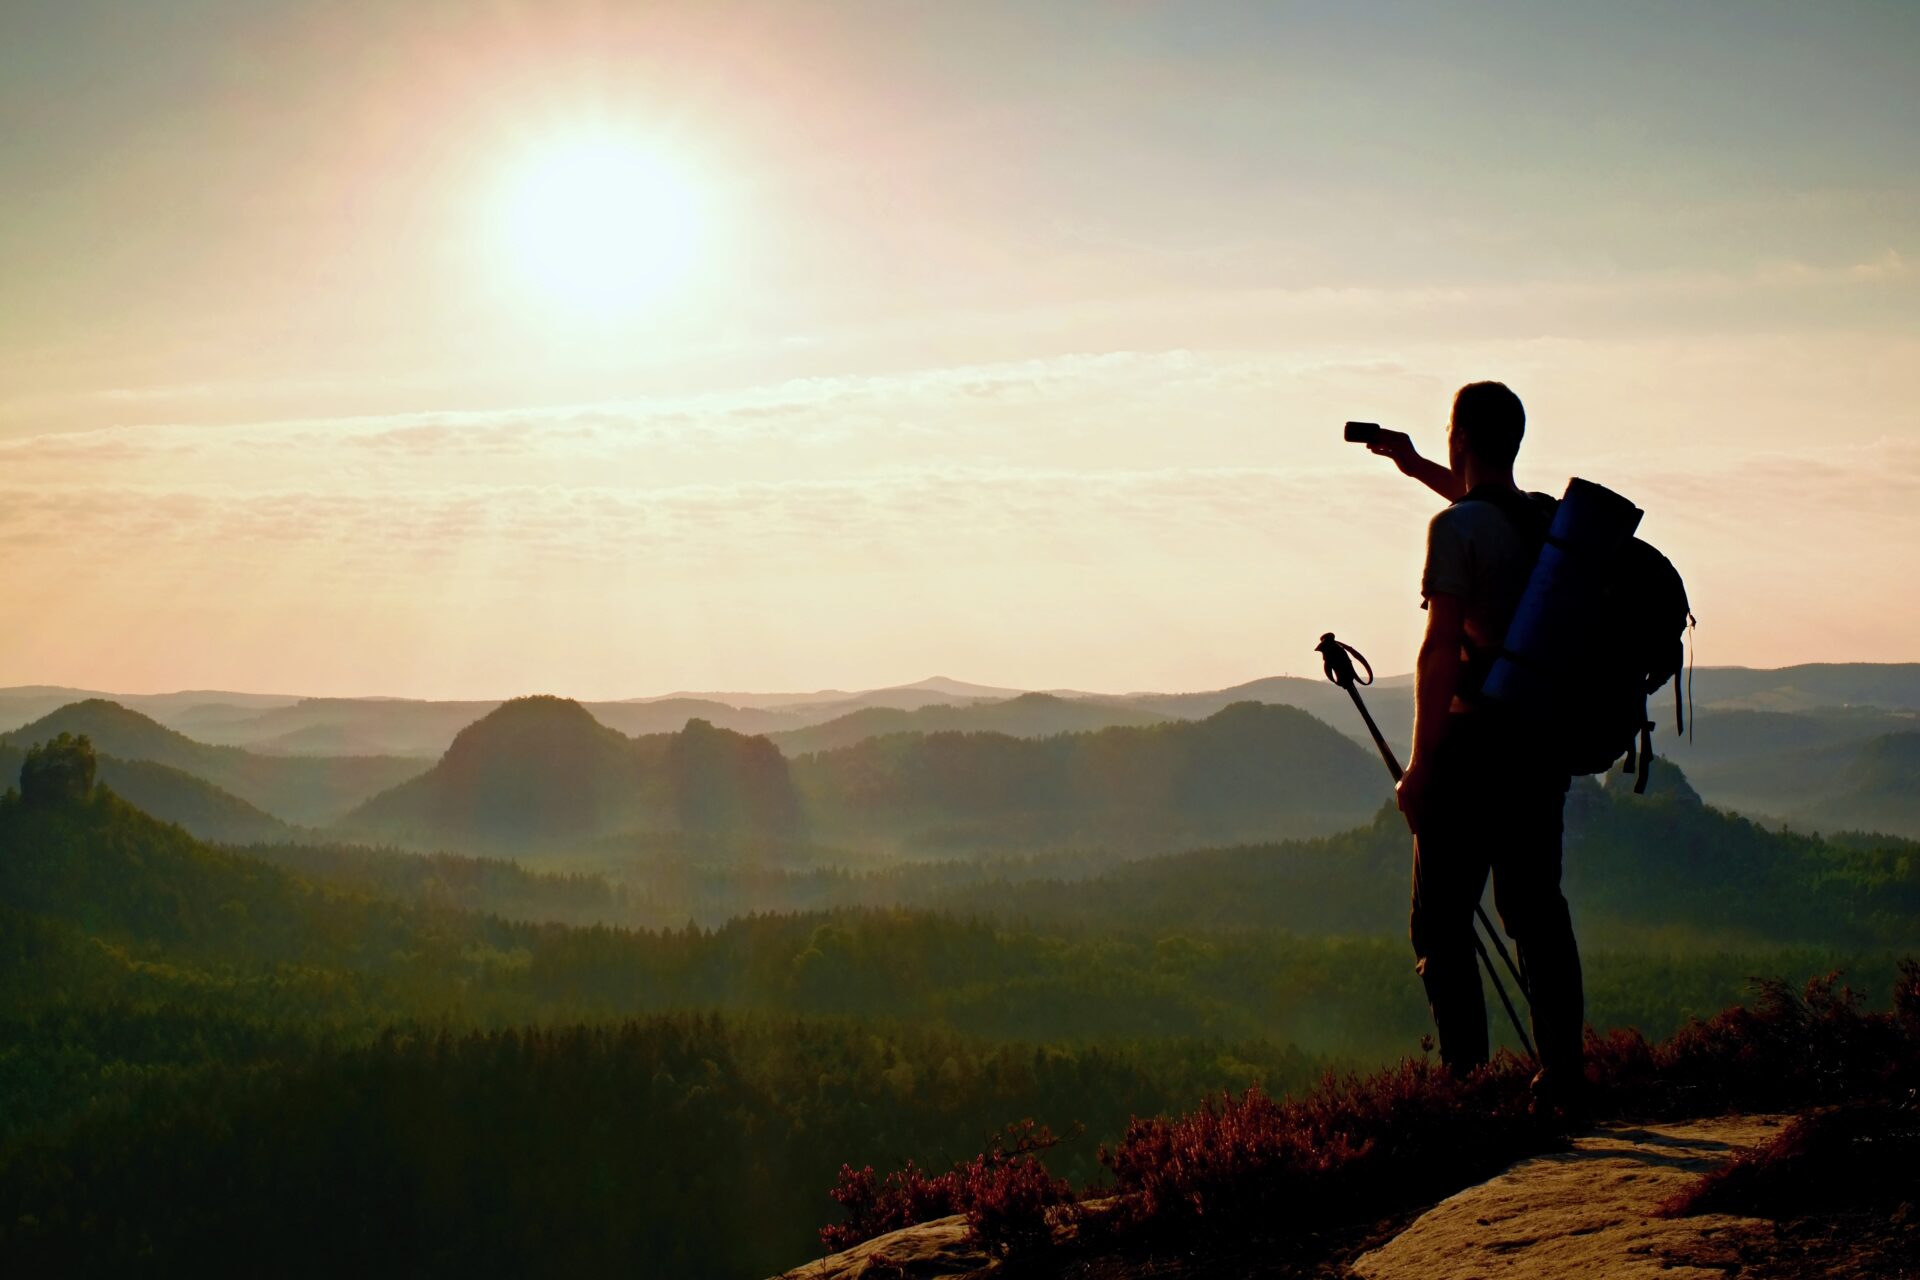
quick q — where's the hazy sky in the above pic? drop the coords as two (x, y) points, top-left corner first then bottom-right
(3, 1), (1916, 698)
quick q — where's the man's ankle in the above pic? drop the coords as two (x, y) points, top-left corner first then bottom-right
(1528, 1065), (1592, 1124)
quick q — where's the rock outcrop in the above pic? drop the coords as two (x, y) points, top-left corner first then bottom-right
(773, 1212), (986, 1279)
(1353, 1113), (1788, 1279)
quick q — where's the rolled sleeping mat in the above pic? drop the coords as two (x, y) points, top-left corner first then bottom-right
(1481, 478), (1643, 710)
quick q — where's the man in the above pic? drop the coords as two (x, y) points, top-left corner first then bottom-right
(1367, 382), (1586, 1112)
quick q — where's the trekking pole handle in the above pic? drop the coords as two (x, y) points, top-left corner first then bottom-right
(1317, 632), (1403, 781)
(1316, 633), (1374, 690)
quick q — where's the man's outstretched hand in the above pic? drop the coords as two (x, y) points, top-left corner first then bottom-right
(1366, 429), (1420, 474)
(1367, 430), (1463, 502)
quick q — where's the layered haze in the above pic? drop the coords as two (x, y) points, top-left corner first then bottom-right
(3, 1), (1917, 697)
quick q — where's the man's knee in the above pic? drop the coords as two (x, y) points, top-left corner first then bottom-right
(1493, 882), (1574, 945)
(1413, 877), (1488, 959)
(1411, 921), (1477, 981)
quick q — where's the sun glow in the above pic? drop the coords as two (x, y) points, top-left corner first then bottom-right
(489, 132), (709, 314)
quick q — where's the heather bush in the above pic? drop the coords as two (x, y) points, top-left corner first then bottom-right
(1895, 956), (1920, 1038)
(1654, 1102), (1920, 1220)
(1587, 969), (1919, 1119)
(822, 961), (1920, 1261)
(1091, 1055), (1537, 1247)
(957, 1120), (1076, 1255)
(1091, 968), (1920, 1246)
(821, 1160), (961, 1253)
(820, 1055), (1546, 1257)
(821, 1120), (1076, 1257)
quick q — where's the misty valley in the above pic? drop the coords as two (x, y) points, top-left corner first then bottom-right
(3, 669), (1917, 1276)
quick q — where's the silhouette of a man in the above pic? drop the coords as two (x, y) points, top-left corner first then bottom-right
(1368, 382), (1586, 1110)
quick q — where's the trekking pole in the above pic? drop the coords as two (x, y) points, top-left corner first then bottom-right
(1315, 632), (1538, 1062)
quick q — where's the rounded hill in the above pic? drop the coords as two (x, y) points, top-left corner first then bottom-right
(339, 697), (805, 853)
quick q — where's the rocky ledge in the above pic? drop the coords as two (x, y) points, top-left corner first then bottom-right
(774, 1114), (1792, 1280)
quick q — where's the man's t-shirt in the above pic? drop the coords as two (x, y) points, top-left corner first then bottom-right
(1420, 496), (1541, 661)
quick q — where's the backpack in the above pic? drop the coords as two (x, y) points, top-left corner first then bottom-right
(1465, 483), (1693, 792)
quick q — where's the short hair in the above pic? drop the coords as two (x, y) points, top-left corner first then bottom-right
(1451, 381), (1525, 468)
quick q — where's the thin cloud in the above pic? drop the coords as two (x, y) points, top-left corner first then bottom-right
(7, 436), (1911, 587)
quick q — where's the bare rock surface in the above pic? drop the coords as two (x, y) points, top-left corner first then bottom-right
(1352, 1113), (1789, 1280)
(773, 1213), (990, 1280)
(772, 1198), (1124, 1279)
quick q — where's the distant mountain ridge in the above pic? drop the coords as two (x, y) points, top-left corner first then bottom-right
(623, 676), (1031, 709)
(588, 698), (804, 740)
(770, 692), (1170, 756)
(0, 687), (300, 737)
(9, 660), (1916, 725)
(7, 662), (1917, 842)
(1687, 663), (1920, 712)
(337, 696), (1383, 858)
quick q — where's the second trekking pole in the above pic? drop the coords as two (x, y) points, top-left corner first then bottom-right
(1314, 632), (1538, 1063)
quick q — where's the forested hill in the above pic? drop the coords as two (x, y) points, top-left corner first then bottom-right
(789, 700), (1385, 854)
(337, 695), (800, 852)
(0, 741), (290, 844)
(0, 781), (431, 970)
(1, 700), (423, 825)
(900, 758), (1920, 951)
(1792, 731), (1920, 838)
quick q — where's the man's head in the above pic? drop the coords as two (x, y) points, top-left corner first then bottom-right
(1447, 381), (1525, 477)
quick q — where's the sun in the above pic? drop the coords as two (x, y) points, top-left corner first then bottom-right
(489, 132), (709, 314)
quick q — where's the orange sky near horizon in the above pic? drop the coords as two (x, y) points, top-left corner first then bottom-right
(3, 2), (1916, 699)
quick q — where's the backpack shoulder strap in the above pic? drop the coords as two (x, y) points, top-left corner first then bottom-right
(1450, 486), (1556, 703)
(1456, 484), (1556, 541)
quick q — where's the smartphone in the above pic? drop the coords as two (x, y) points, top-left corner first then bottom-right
(1344, 421), (1383, 445)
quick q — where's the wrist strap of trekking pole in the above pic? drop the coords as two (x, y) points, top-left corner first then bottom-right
(1317, 635), (1374, 689)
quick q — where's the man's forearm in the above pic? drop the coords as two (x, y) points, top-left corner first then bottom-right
(1409, 455), (1464, 502)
